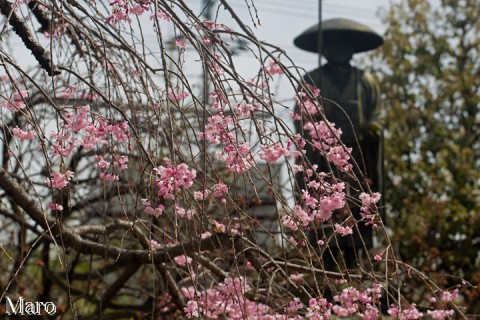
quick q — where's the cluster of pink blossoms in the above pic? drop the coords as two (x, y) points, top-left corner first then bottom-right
(303, 120), (352, 172)
(194, 19), (231, 46)
(47, 105), (131, 188)
(106, 0), (150, 24)
(282, 172), (347, 234)
(217, 143), (255, 174)
(182, 279), (451, 320)
(211, 182), (228, 202)
(143, 180), (229, 218)
(359, 192), (382, 227)
(294, 84), (321, 116)
(199, 92), (256, 174)
(44, 23), (68, 39)
(182, 277), (271, 319)
(193, 182), (228, 203)
(45, 170), (74, 190)
(199, 56), (289, 173)
(388, 304), (423, 319)
(293, 84), (355, 172)
(96, 154), (128, 182)
(259, 140), (301, 164)
(330, 284), (382, 318)
(141, 199), (164, 217)
(12, 127), (36, 140)
(175, 203), (196, 220)
(106, 0), (171, 24)
(265, 60), (284, 76)
(196, 19), (231, 32)
(1, 89), (29, 111)
(152, 160), (196, 200)
(175, 38), (188, 49)
(233, 102), (260, 117)
(199, 112), (235, 144)
(168, 87), (189, 102)
(282, 205), (311, 232)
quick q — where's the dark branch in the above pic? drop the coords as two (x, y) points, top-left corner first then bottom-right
(0, 0), (60, 75)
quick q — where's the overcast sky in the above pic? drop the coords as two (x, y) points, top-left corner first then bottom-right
(191, 0), (388, 107)
(5, 0), (388, 102)
(219, 0), (387, 70)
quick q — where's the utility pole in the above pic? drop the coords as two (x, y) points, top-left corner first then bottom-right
(201, 0), (215, 105)
(317, 0), (323, 77)
(202, 0), (215, 20)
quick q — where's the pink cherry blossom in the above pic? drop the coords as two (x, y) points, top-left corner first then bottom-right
(211, 182), (228, 198)
(200, 231), (212, 239)
(168, 88), (189, 102)
(115, 155), (128, 170)
(184, 300), (199, 318)
(64, 105), (91, 132)
(427, 309), (455, 319)
(306, 297), (332, 319)
(99, 173), (119, 181)
(13, 90), (29, 102)
(388, 304), (423, 319)
(144, 205), (164, 217)
(265, 60), (284, 75)
(209, 61), (224, 75)
(130, 3), (148, 15)
(182, 276), (273, 319)
(233, 102), (258, 117)
(194, 189), (210, 200)
(199, 20), (229, 31)
(259, 142), (289, 163)
(150, 10), (170, 21)
(303, 120), (342, 151)
(175, 38), (188, 49)
(80, 91), (98, 101)
(295, 92), (319, 116)
(2, 90), (29, 111)
(150, 240), (162, 250)
(359, 192), (382, 227)
(153, 161), (196, 199)
(62, 85), (78, 99)
(441, 288), (458, 302)
(96, 155), (110, 169)
(289, 273), (304, 282)
(218, 142), (254, 173)
(44, 23), (68, 39)
(282, 215), (299, 232)
(199, 113), (235, 145)
(109, 121), (129, 143)
(334, 224), (353, 236)
(326, 146), (353, 171)
(12, 127), (36, 140)
(49, 203), (64, 211)
(175, 204), (196, 220)
(202, 36), (212, 45)
(174, 255), (193, 266)
(45, 170), (74, 189)
(374, 253), (383, 262)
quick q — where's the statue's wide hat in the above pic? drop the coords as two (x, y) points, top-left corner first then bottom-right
(294, 18), (383, 53)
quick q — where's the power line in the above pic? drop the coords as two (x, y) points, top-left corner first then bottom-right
(260, 0), (377, 15)
(230, 0), (380, 23)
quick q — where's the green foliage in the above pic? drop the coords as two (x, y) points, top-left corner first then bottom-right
(377, 0), (480, 311)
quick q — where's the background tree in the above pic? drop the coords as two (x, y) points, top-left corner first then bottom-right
(377, 0), (480, 312)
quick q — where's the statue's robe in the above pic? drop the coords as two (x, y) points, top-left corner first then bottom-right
(295, 63), (384, 249)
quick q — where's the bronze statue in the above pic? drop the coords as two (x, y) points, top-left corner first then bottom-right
(294, 18), (384, 269)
